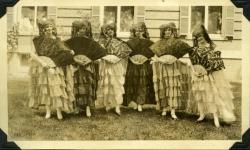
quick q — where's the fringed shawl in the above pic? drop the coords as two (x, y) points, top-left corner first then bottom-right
(99, 38), (132, 58)
(126, 38), (154, 58)
(150, 38), (192, 58)
(65, 37), (106, 61)
(33, 36), (74, 66)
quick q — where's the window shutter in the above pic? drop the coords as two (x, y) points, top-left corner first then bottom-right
(135, 6), (145, 23)
(179, 6), (189, 36)
(92, 6), (100, 40)
(47, 7), (57, 21)
(222, 6), (234, 37)
(7, 7), (14, 31)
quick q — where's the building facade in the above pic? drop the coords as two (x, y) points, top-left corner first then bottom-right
(7, 5), (242, 82)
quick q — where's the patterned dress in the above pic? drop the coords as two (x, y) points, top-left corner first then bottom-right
(123, 38), (155, 106)
(150, 37), (192, 110)
(29, 36), (75, 112)
(65, 37), (106, 109)
(96, 38), (132, 108)
(188, 46), (236, 123)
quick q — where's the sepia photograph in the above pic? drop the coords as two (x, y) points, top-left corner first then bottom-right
(0, 0), (249, 149)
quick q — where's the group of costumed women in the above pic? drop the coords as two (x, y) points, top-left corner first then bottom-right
(29, 18), (236, 127)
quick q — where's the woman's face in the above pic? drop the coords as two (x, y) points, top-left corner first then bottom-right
(196, 34), (208, 46)
(106, 27), (115, 38)
(164, 28), (172, 38)
(135, 28), (144, 38)
(77, 26), (87, 37)
(44, 24), (53, 37)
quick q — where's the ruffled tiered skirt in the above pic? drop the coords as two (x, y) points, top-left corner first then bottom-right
(96, 59), (127, 108)
(28, 60), (74, 112)
(176, 61), (192, 110)
(74, 62), (98, 109)
(123, 60), (155, 105)
(152, 61), (185, 110)
(190, 68), (236, 123)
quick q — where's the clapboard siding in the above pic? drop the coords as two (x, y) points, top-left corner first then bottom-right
(184, 38), (241, 52)
(234, 22), (242, 31)
(233, 31), (242, 40)
(57, 9), (91, 18)
(148, 28), (180, 38)
(235, 7), (243, 13)
(57, 26), (73, 35)
(58, 6), (92, 10)
(57, 18), (83, 26)
(214, 40), (241, 52)
(234, 12), (242, 22)
(56, 7), (92, 30)
(148, 29), (160, 38)
(145, 11), (179, 20)
(146, 6), (179, 11)
(233, 8), (242, 40)
(145, 6), (180, 39)
(145, 20), (179, 29)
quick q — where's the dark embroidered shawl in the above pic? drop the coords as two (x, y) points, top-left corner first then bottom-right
(99, 37), (132, 58)
(65, 37), (106, 61)
(189, 46), (225, 73)
(150, 38), (192, 58)
(33, 36), (74, 66)
(126, 38), (154, 58)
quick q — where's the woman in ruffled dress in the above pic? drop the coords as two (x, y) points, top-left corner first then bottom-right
(65, 20), (106, 117)
(96, 23), (132, 115)
(150, 22), (192, 120)
(123, 22), (155, 112)
(189, 24), (236, 127)
(29, 19), (75, 120)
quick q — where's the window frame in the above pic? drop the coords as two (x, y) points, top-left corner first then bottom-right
(100, 6), (135, 38)
(187, 6), (225, 40)
(17, 6), (49, 36)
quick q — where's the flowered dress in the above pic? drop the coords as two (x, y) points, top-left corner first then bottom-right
(188, 46), (236, 122)
(29, 36), (75, 112)
(150, 37), (192, 110)
(96, 38), (132, 108)
(65, 37), (106, 109)
(123, 38), (155, 106)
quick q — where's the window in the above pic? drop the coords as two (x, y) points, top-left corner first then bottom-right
(190, 6), (222, 37)
(19, 6), (48, 35)
(101, 6), (135, 37)
(120, 6), (134, 32)
(104, 6), (117, 25)
(208, 6), (222, 34)
(180, 6), (234, 40)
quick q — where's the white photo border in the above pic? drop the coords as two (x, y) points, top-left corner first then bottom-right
(0, 0), (249, 149)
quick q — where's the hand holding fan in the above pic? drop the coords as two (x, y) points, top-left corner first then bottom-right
(130, 54), (148, 65)
(159, 55), (177, 64)
(74, 55), (92, 66)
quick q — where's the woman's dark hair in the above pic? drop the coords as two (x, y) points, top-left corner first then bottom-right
(71, 20), (93, 38)
(192, 24), (216, 49)
(160, 23), (177, 39)
(99, 23), (117, 39)
(98, 23), (117, 46)
(129, 22), (150, 39)
(37, 18), (57, 36)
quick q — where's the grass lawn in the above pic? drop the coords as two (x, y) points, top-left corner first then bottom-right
(8, 78), (242, 140)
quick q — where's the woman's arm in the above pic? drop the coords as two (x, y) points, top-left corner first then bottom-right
(30, 53), (49, 68)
